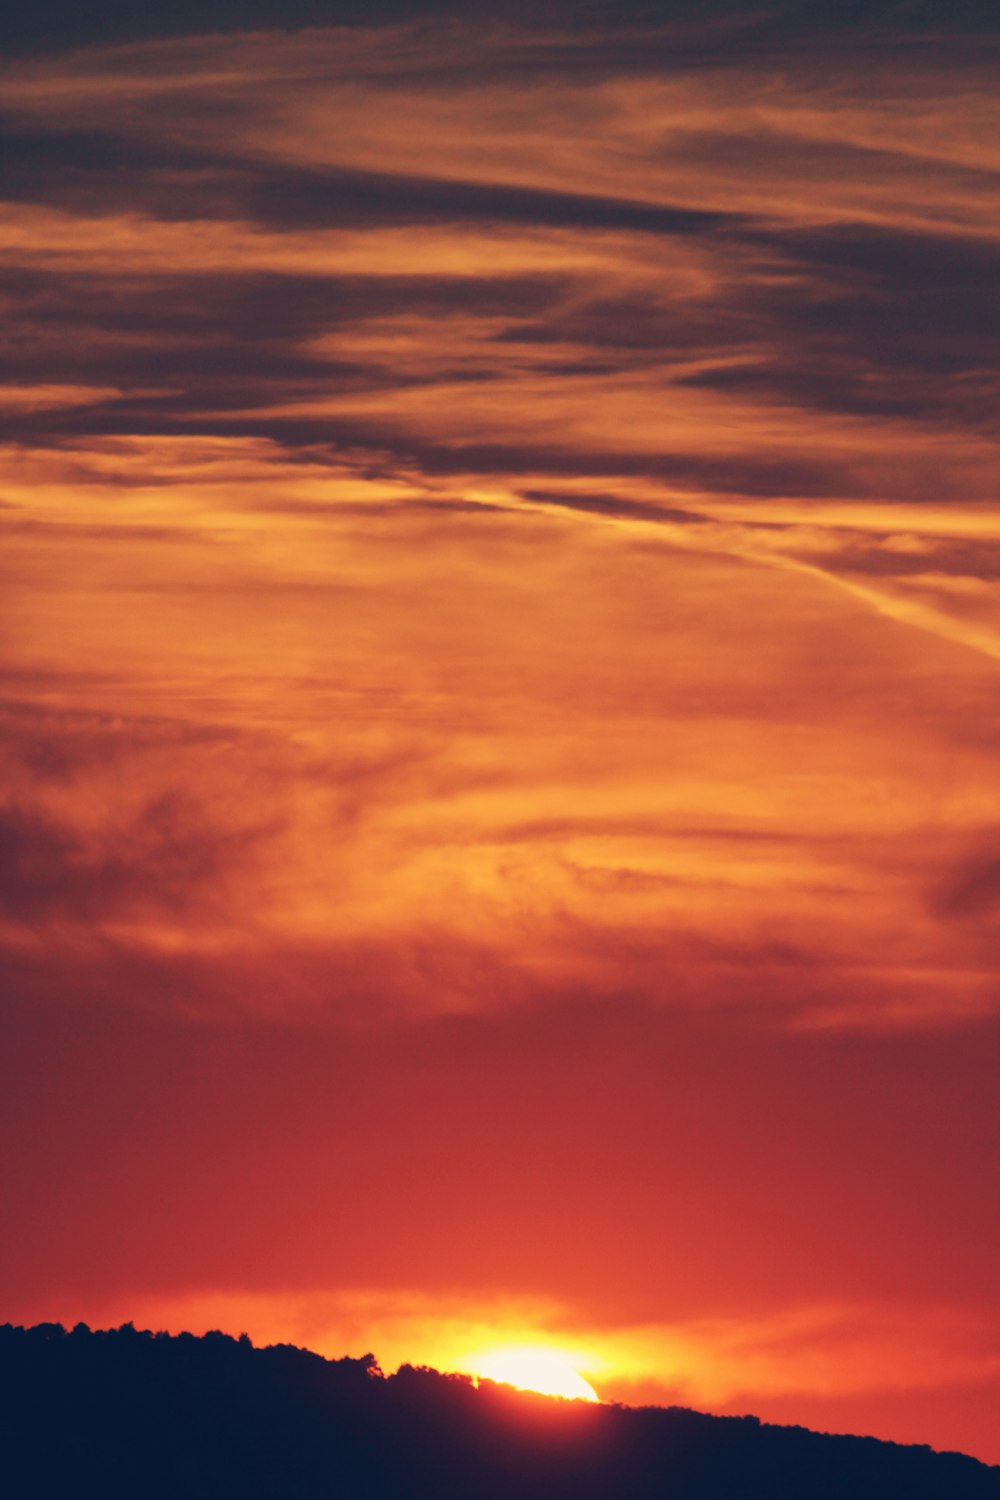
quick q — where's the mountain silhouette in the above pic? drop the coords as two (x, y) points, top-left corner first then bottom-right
(2, 1322), (997, 1499)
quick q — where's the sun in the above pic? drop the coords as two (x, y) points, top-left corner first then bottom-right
(470, 1345), (599, 1402)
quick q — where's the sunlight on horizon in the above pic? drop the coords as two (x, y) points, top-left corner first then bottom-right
(467, 1345), (599, 1402)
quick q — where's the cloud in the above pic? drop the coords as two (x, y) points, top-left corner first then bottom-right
(38, 1284), (1000, 1416)
(519, 489), (707, 524)
(0, 11), (997, 1041)
(0, 793), (270, 925)
(0, 19), (995, 521)
(935, 843), (1000, 919)
(2, 433), (999, 1029)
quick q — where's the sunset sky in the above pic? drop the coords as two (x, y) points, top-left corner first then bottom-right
(1, 0), (999, 1466)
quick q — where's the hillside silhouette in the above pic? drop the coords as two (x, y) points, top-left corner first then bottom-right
(2, 1322), (997, 1499)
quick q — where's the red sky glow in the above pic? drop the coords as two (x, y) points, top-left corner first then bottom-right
(1, 0), (998, 1466)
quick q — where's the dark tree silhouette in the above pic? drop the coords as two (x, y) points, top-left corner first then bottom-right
(1, 1322), (997, 1499)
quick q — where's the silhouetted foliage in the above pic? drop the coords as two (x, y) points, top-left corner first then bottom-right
(1, 1322), (997, 1499)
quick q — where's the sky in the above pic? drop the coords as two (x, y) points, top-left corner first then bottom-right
(1, 0), (999, 1465)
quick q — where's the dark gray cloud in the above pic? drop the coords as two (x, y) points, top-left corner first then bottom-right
(821, 538), (1000, 582)
(0, 699), (239, 781)
(242, 162), (738, 239)
(0, 0), (467, 53)
(671, 223), (1000, 427)
(936, 845), (1000, 919)
(520, 489), (706, 524)
(0, 794), (269, 924)
(231, 431), (855, 499)
(0, 126), (740, 237)
(0, 265), (569, 421)
(2, 0), (996, 55)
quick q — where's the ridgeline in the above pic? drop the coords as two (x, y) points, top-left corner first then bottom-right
(2, 1322), (997, 1499)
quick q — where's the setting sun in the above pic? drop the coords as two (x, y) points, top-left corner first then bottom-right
(470, 1346), (599, 1403)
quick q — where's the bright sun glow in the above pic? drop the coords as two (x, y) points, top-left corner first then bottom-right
(470, 1345), (599, 1402)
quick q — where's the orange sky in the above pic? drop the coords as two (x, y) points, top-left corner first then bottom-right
(1, 2), (998, 1466)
